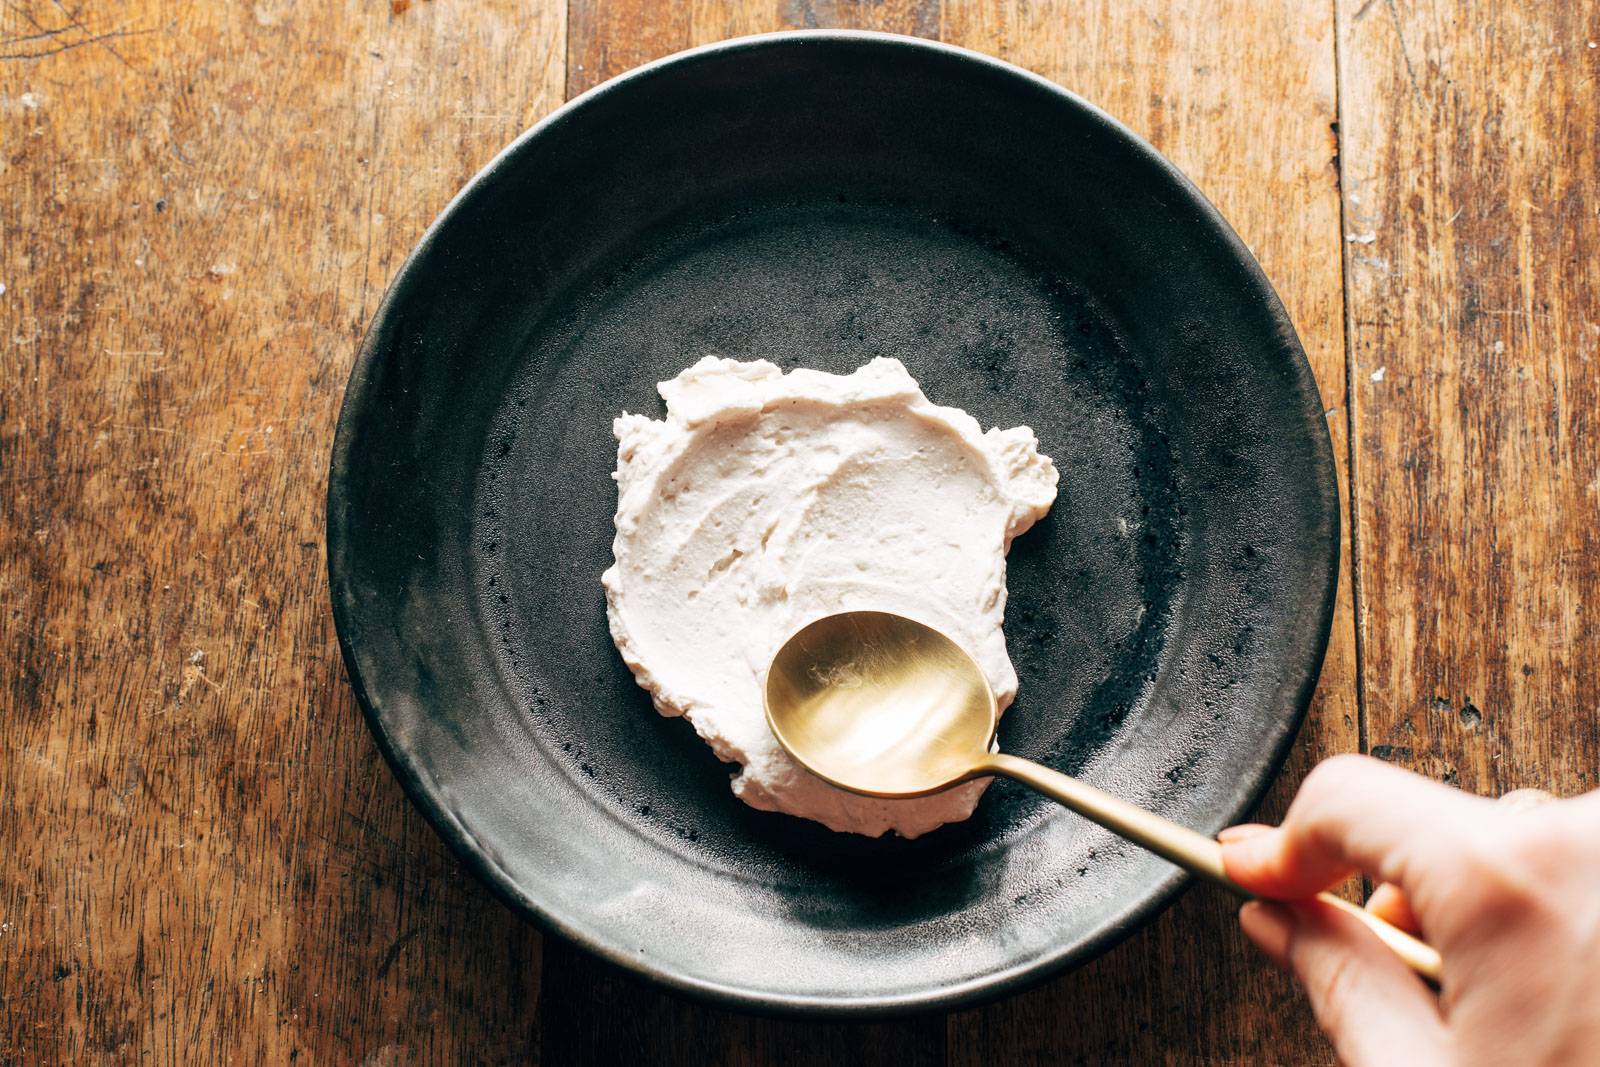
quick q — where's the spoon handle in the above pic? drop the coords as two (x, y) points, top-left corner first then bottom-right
(977, 752), (1443, 983)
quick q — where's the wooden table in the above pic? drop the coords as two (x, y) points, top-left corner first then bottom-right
(3, 1), (1595, 1062)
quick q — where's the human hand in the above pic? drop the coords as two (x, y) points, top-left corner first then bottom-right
(1219, 754), (1600, 1066)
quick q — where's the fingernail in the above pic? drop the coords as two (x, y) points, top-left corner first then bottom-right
(1365, 882), (1403, 912)
(1218, 826), (1281, 882)
(1218, 823), (1273, 844)
(1499, 788), (1555, 812)
(1239, 900), (1295, 969)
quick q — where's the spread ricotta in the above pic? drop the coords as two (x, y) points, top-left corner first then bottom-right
(602, 357), (1058, 837)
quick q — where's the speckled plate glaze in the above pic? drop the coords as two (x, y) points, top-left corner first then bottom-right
(327, 31), (1338, 1016)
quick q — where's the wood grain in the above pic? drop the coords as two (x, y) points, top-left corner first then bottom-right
(3, 0), (1596, 1062)
(1337, 0), (1600, 798)
(0, 1), (563, 1062)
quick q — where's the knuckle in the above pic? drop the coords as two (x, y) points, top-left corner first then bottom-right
(1491, 820), (1572, 891)
(1294, 754), (1371, 814)
(1497, 787), (1556, 813)
(1452, 816), (1510, 872)
(1450, 819), (1512, 873)
(1454, 828), (1555, 919)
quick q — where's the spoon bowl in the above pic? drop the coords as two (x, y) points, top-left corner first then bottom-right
(765, 611), (998, 797)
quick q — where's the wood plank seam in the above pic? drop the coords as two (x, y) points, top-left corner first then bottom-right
(1329, 0), (1373, 772)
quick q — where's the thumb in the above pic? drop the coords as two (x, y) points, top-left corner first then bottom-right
(1239, 900), (1449, 1067)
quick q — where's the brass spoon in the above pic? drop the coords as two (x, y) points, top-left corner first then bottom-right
(764, 610), (1442, 982)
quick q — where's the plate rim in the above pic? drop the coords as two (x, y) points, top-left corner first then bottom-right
(325, 28), (1339, 1017)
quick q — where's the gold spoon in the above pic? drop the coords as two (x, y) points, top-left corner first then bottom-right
(764, 610), (1442, 982)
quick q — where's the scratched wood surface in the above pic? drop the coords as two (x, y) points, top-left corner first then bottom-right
(1337, 0), (1600, 798)
(0, 0), (1593, 1063)
(0, 2), (564, 1063)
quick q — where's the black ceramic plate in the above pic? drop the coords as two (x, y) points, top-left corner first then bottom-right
(327, 31), (1338, 1015)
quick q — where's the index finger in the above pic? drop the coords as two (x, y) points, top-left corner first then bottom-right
(1222, 754), (1495, 901)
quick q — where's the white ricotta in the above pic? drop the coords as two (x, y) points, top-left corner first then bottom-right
(602, 357), (1058, 838)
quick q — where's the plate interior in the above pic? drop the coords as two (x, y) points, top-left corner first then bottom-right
(329, 33), (1337, 1013)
